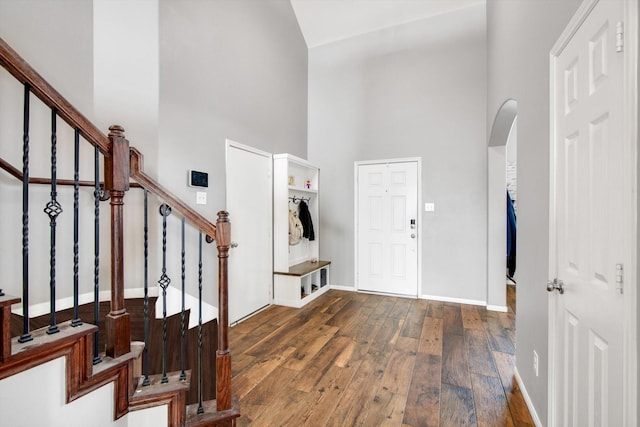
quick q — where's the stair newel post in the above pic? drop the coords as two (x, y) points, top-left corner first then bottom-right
(215, 210), (232, 411)
(104, 125), (131, 358)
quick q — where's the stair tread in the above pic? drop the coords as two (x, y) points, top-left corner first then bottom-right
(185, 396), (240, 427)
(10, 320), (96, 359)
(132, 370), (192, 400)
(92, 341), (144, 377)
(0, 293), (21, 307)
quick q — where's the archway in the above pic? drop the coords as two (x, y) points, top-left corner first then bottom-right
(487, 99), (517, 311)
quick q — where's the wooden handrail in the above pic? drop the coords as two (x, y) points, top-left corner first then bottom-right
(0, 37), (110, 155)
(0, 34), (235, 420)
(129, 148), (217, 241)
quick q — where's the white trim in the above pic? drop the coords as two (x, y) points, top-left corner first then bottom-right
(225, 139), (273, 160)
(486, 304), (508, 313)
(329, 285), (357, 292)
(515, 366), (543, 427)
(354, 157), (422, 298)
(548, 1), (638, 426)
(273, 152), (315, 168)
(550, 0), (599, 54)
(11, 287), (160, 317)
(358, 290), (418, 300)
(544, 3), (560, 427)
(622, 1), (638, 425)
(10, 286), (218, 329)
(420, 294), (486, 307)
(547, 10), (561, 427)
(354, 157), (425, 166)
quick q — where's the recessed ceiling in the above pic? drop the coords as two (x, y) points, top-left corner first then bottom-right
(290, 0), (485, 48)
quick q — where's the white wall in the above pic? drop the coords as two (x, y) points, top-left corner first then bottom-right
(93, 0), (159, 174)
(486, 145), (506, 310)
(308, 4), (488, 302)
(0, 357), (166, 427)
(0, 0), (94, 115)
(157, 0), (308, 310)
(0, 0), (307, 317)
(158, 0), (308, 216)
(0, 0), (164, 312)
(0, 0), (102, 310)
(487, 0), (582, 424)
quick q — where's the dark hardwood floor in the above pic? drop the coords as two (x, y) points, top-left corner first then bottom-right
(230, 285), (532, 426)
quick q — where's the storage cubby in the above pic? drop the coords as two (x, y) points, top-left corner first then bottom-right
(273, 154), (330, 307)
(274, 261), (331, 308)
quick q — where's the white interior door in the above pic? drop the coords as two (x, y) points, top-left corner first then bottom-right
(549, 1), (629, 425)
(356, 160), (419, 296)
(226, 141), (272, 324)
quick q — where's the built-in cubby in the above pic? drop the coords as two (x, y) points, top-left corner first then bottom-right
(274, 261), (330, 308)
(273, 154), (330, 308)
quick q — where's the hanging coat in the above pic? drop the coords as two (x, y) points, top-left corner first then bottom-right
(289, 209), (303, 245)
(298, 200), (315, 241)
(506, 190), (517, 278)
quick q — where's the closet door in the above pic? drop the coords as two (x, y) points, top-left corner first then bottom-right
(226, 141), (272, 323)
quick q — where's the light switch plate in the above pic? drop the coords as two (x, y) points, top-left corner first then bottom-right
(424, 202), (435, 212)
(196, 191), (207, 205)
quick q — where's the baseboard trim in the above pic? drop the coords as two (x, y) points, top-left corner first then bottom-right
(486, 304), (508, 312)
(514, 366), (543, 427)
(8, 286), (221, 327)
(330, 285), (356, 292)
(421, 294), (486, 307)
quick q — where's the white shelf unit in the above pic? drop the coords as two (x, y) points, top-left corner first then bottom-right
(273, 153), (330, 307)
(274, 261), (331, 308)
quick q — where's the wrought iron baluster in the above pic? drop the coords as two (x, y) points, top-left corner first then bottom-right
(142, 190), (150, 386)
(19, 84), (32, 343)
(158, 202), (171, 384)
(71, 128), (82, 327)
(93, 146), (102, 365)
(197, 232), (204, 414)
(45, 108), (62, 335)
(180, 217), (186, 381)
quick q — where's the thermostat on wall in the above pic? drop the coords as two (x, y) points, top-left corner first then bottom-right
(188, 170), (209, 188)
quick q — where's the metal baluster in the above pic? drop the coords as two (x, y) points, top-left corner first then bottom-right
(158, 202), (171, 384)
(197, 232), (204, 414)
(180, 217), (187, 381)
(45, 108), (62, 335)
(18, 84), (32, 343)
(71, 128), (82, 327)
(142, 190), (150, 386)
(93, 146), (102, 365)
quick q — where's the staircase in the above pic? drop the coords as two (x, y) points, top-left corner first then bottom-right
(0, 37), (239, 426)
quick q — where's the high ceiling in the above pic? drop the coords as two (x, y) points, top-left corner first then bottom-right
(290, 0), (485, 48)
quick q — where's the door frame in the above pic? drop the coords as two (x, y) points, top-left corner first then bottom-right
(487, 99), (518, 312)
(354, 157), (422, 297)
(548, 0), (638, 425)
(225, 139), (274, 322)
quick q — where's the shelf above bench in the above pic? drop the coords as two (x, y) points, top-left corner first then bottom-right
(275, 260), (331, 277)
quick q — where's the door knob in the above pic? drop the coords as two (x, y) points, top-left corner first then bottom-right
(410, 234), (416, 239)
(230, 242), (239, 248)
(547, 278), (565, 294)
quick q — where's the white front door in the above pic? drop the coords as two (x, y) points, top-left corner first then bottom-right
(226, 141), (272, 324)
(356, 160), (419, 296)
(549, 1), (632, 425)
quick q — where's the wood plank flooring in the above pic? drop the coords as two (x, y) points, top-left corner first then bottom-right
(230, 285), (532, 426)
